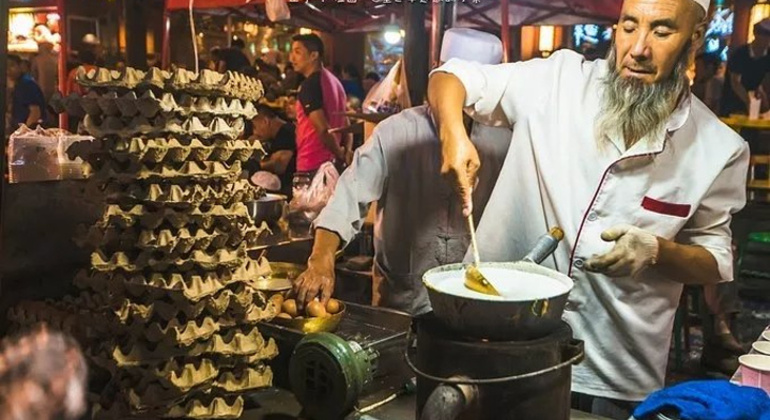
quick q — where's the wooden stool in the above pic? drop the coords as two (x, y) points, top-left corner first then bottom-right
(748, 155), (770, 203)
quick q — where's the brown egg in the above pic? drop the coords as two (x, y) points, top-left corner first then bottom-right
(282, 299), (298, 317)
(270, 293), (284, 310)
(325, 299), (341, 314)
(306, 300), (328, 318)
(276, 312), (292, 319)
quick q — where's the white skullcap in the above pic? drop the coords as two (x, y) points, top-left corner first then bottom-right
(440, 28), (503, 65)
(692, 0), (710, 12)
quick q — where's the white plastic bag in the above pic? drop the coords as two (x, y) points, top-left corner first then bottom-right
(266, 0), (291, 22)
(288, 162), (339, 224)
(362, 58), (411, 114)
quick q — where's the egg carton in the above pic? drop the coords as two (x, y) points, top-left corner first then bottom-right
(74, 258), (271, 303)
(82, 114), (244, 140)
(96, 203), (250, 230)
(88, 159), (243, 184)
(110, 179), (264, 207)
(7, 300), (93, 338)
(110, 328), (277, 366)
(123, 306), (274, 347)
(71, 137), (264, 165)
(114, 283), (257, 323)
(52, 90), (259, 120)
(125, 364), (272, 410)
(77, 65), (263, 102)
(92, 393), (244, 420)
(77, 223), (269, 255)
(91, 246), (246, 273)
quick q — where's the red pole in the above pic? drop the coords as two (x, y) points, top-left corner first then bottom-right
(57, 0), (68, 130)
(501, 0), (510, 63)
(162, 0), (171, 69)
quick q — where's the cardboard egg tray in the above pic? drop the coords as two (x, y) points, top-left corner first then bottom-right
(85, 160), (243, 184)
(93, 394), (245, 420)
(109, 327), (277, 366)
(69, 137), (264, 165)
(74, 258), (271, 303)
(76, 223), (268, 255)
(96, 203), (251, 230)
(94, 179), (264, 207)
(76, 66), (264, 102)
(51, 90), (258, 120)
(82, 114), (245, 141)
(113, 283), (257, 323)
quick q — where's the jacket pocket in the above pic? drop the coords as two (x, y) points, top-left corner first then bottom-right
(641, 196), (691, 218)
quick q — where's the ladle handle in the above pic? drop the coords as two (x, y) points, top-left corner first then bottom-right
(468, 215), (481, 265)
(522, 227), (564, 264)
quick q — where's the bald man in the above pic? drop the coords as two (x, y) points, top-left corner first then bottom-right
(428, 0), (749, 418)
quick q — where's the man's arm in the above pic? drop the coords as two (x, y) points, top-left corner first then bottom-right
(308, 109), (345, 161)
(730, 74), (751, 108)
(260, 150), (293, 175)
(293, 133), (389, 308)
(26, 105), (42, 127)
(656, 240), (721, 285)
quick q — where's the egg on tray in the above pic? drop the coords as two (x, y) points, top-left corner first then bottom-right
(269, 293), (342, 320)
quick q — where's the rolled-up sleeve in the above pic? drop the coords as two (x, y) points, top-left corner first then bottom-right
(676, 141), (750, 282)
(429, 52), (563, 127)
(313, 133), (388, 244)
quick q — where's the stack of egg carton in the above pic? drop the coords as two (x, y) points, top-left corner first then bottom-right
(13, 66), (280, 419)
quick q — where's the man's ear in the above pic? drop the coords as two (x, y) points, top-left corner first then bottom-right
(310, 51), (320, 64)
(691, 21), (707, 48)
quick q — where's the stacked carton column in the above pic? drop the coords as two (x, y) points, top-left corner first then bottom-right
(11, 67), (280, 419)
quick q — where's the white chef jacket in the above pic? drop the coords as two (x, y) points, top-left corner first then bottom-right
(434, 50), (749, 400)
(314, 106), (510, 315)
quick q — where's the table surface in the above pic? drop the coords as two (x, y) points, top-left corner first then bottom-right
(721, 115), (770, 130)
(242, 387), (610, 420)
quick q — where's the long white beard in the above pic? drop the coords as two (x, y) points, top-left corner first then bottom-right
(596, 45), (690, 149)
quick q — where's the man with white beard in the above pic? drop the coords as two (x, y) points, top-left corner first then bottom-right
(427, 0), (749, 418)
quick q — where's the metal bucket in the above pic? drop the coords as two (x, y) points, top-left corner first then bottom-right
(423, 262), (573, 341)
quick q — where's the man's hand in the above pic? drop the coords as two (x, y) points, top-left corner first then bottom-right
(584, 225), (659, 277)
(293, 256), (336, 310)
(440, 129), (480, 217)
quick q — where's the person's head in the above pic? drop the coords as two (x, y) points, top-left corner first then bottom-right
(612, 0), (707, 85)
(342, 64), (361, 81)
(79, 49), (97, 66)
(597, 0), (708, 147)
(0, 326), (87, 420)
(7, 55), (24, 80)
(753, 18), (770, 49)
(363, 71), (380, 93)
(232, 38), (246, 50)
(290, 34), (324, 76)
(251, 105), (282, 140)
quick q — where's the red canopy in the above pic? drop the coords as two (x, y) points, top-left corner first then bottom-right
(165, 0), (262, 11)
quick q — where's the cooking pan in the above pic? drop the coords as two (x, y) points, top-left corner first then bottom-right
(423, 262), (573, 341)
(246, 193), (286, 226)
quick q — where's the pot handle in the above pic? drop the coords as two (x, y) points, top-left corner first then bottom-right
(404, 335), (585, 385)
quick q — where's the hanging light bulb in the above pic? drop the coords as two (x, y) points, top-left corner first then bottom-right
(383, 14), (402, 45)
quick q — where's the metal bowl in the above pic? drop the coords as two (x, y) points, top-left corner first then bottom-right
(423, 262), (573, 341)
(270, 302), (347, 334)
(246, 193), (286, 226)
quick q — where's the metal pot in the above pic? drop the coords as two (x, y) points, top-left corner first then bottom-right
(246, 193), (286, 226)
(423, 262), (573, 341)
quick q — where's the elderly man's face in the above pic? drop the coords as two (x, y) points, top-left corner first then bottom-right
(615, 0), (704, 84)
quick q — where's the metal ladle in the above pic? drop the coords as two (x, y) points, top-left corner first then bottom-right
(464, 224), (565, 297)
(464, 215), (501, 296)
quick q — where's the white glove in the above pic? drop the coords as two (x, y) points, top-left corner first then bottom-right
(584, 225), (659, 277)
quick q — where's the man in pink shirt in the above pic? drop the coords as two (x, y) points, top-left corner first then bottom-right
(289, 34), (350, 174)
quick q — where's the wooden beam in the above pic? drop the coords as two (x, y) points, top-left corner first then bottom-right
(508, 0), (615, 22)
(404, 1), (429, 105)
(465, 1), (500, 28)
(457, 1), (498, 20)
(501, 0), (510, 62)
(344, 15), (386, 32)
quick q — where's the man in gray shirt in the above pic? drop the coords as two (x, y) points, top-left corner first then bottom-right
(292, 29), (510, 314)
